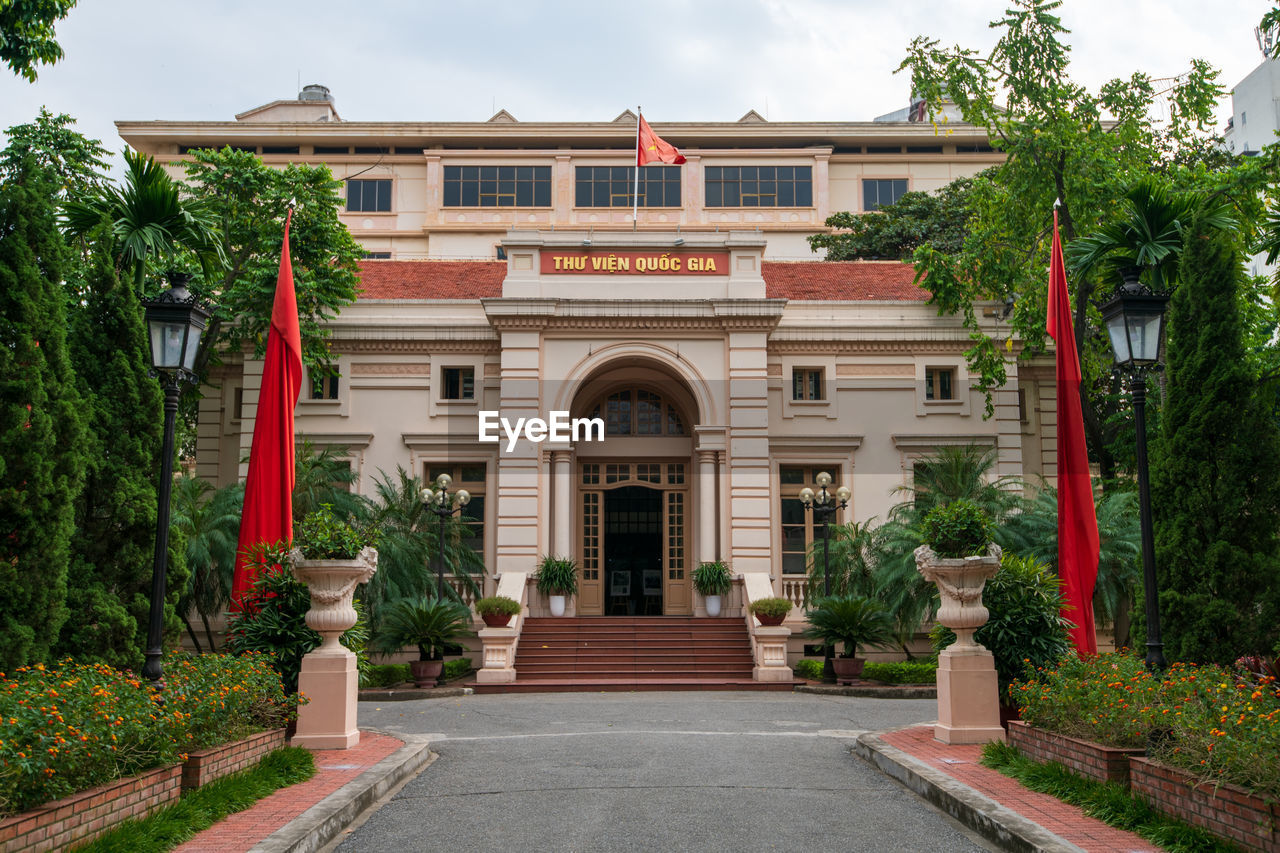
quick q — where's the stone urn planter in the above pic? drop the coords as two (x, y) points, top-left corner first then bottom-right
(291, 546), (377, 749)
(915, 542), (1005, 745)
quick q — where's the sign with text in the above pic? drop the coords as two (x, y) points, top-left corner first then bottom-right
(540, 249), (730, 276)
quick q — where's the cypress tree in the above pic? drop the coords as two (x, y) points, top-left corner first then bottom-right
(0, 157), (87, 670)
(54, 249), (183, 668)
(1150, 212), (1280, 664)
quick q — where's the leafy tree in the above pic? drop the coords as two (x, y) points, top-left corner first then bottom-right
(0, 155), (87, 670)
(53, 247), (189, 669)
(62, 149), (224, 293)
(897, 0), (1226, 445)
(0, 110), (106, 194)
(808, 176), (976, 261)
(0, 0), (77, 81)
(179, 148), (362, 379)
(171, 476), (242, 652)
(292, 440), (364, 522)
(807, 520), (877, 600)
(1151, 212), (1280, 664)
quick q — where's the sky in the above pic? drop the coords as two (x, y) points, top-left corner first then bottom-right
(0, 0), (1272, 160)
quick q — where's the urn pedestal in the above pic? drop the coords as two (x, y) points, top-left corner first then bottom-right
(291, 547), (377, 750)
(915, 543), (1005, 745)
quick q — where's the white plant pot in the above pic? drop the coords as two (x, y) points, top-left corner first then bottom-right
(704, 594), (722, 617)
(549, 594), (566, 617)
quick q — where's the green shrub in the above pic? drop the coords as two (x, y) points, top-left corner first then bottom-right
(475, 596), (521, 617)
(748, 597), (792, 620)
(932, 553), (1070, 696)
(793, 659), (823, 680)
(862, 661), (938, 684)
(692, 562), (732, 596)
(443, 658), (473, 681)
(293, 504), (375, 560)
(534, 555), (579, 595)
(0, 654), (295, 817)
(360, 663), (411, 689)
(921, 498), (993, 558)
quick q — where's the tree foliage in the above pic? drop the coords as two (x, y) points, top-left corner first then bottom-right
(0, 155), (87, 670)
(808, 176), (976, 261)
(0, 110), (106, 194)
(0, 0), (77, 81)
(1151, 213), (1280, 664)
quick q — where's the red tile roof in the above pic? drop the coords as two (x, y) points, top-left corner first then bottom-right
(355, 259), (926, 301)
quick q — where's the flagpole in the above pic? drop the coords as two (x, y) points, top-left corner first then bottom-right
(634, 105), (642, 230)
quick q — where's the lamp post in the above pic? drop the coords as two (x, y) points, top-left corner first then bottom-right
(798, 472), (852, 684)
(421, 473), (470, 600)
(1099, 270), (1170, 672)
(140, 272), (211, 683)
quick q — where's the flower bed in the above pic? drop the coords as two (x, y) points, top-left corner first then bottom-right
(0, 763), (181, 853)
(1130, 756), (1279, 853)
(1006, 720), (1144, 785)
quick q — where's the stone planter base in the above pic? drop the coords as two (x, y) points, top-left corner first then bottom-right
(0, 764), (181, 853)
(182, 728), (287, 791)
(1007, 721), (1144, 786)
(1130, 756), (1280, 852)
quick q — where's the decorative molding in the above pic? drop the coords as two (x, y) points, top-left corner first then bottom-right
(332, 338), (499, 354)
(836, 363), (915, 377)
(768, 434), (864, 453)
(296, 432), (374, 449)
(348, 363), (430, 376)
(769, 339), (970, 355)
(892, 433), (996, 451)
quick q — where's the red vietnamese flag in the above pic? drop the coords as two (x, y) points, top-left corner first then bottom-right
(637, 114), (686, 166)
(1046, 207), (1100, 657)
(231, 208), (303, 610)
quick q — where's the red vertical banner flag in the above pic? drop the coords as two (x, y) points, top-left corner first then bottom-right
(1046, 208), (1100, 656)
(636, 114), (686, 166)
(231, 209), (303, 610)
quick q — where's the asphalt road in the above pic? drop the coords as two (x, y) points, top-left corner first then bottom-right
(334, 692), (996, 853)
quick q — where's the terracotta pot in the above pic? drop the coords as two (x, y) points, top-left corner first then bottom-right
(482, 612), (512, 628)
(755, 612), (785, 626)
(831, 656), (866, 685)
(409, 659), (443, 688)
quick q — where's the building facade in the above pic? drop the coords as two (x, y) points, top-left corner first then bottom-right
(119, 89), (1056, 671)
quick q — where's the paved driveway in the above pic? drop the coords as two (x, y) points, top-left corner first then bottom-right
(335, 692), (995, 852)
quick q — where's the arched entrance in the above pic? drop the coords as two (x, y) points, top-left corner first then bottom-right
(570, 362), (698, 616)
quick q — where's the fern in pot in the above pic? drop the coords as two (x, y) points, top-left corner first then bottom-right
(804, 595), (895, 684)
(372, 596), (476, 687)
(692, 561), (732, 616)
(535, 555), (579, 616)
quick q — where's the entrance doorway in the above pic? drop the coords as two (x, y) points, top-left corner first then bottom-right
(604, 486), (663, 615)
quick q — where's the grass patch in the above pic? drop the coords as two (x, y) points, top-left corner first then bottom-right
(980, 741), (1240, 853)
(76, 747), (315, 853)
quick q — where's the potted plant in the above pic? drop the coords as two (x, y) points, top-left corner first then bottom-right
(288, 505), (378, 657)
(748, 596), (792, 626)
(803, 594), (895, 684)
(535, 555), (578, 616)
(372, 596), (476, 687)
(692, 561), (732, 616)
(914, 498), (1001, 649)
(475, 595), (521, 628)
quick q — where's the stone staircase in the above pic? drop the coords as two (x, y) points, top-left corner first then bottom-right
(471, 616), (794, 693)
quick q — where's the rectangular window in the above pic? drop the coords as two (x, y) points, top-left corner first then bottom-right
(233, 387), (244, 420)
(705, 165), (812, 207)
(778, 465), (842, 574)
(441, 367), (475, 400)
(310, 373), (339, 400)
(791, 368), (824, 401)
(905, 145), (942, 154)
(925, 367), (955, 401)
(314, 145), (350, 155)
(346, 179), (391, 212)
(866, 145), (902, 154)
(362, 251), (391, 259)
(863, 178), (908, 211)
(353, 146), (389, 155)
(425, 463), (487, 561)
(442, 165), (552, 207)
(261, 145), (299, 155)
(574, 165), (681, 207)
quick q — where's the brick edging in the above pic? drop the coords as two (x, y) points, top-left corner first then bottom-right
(1006, 721), (1144, 786)
(183, 728), (287, 790)
(1129, 756), (1279, 852)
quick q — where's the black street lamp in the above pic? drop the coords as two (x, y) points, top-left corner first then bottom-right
(140, 272), (211, 683)
(798, 472), (852, 684)
(421, 473), (471, 600)
(1099, 270), (1170, 672)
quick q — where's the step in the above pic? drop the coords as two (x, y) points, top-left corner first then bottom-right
(472, 679), (796, 695)
(515, 664), (755, 676)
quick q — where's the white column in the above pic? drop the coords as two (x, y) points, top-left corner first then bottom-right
(698, 449), (717, 563)
(553, 448), (572, 556)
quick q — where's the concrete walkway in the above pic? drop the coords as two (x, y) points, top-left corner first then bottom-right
(331, 692), (995, 852)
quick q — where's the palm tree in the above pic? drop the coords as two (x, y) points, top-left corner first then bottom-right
(170, 476), (242, 652)
(806, 519), (878, 601)
(62, 148), (225, 292)
(1067, 176), (1235, 294)
(292, 440), (366, 522)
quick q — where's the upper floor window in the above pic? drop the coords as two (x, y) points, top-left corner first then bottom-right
(442, 165), (551, 207)
(705, 165), (812, 207)
(310, 373), (339, 400)
(925, 367), (955, 401)
(574, 166), (681, 207)
(863, 178), (907, 211)
(425, 463), (488, 560)
(791, 368), (824, 401)
(441, 367), (475, 400)
(586, 388), (688, 436)
(346, 179), (391, 212)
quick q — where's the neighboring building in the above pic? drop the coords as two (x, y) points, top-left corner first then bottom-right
(1223, 28), (1279, 278)
(119, 90), (1055, 674)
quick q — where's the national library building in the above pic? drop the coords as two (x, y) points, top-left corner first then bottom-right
(119, 86), (1058, 687)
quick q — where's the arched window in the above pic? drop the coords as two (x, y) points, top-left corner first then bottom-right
(588, 388), (688, 436)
